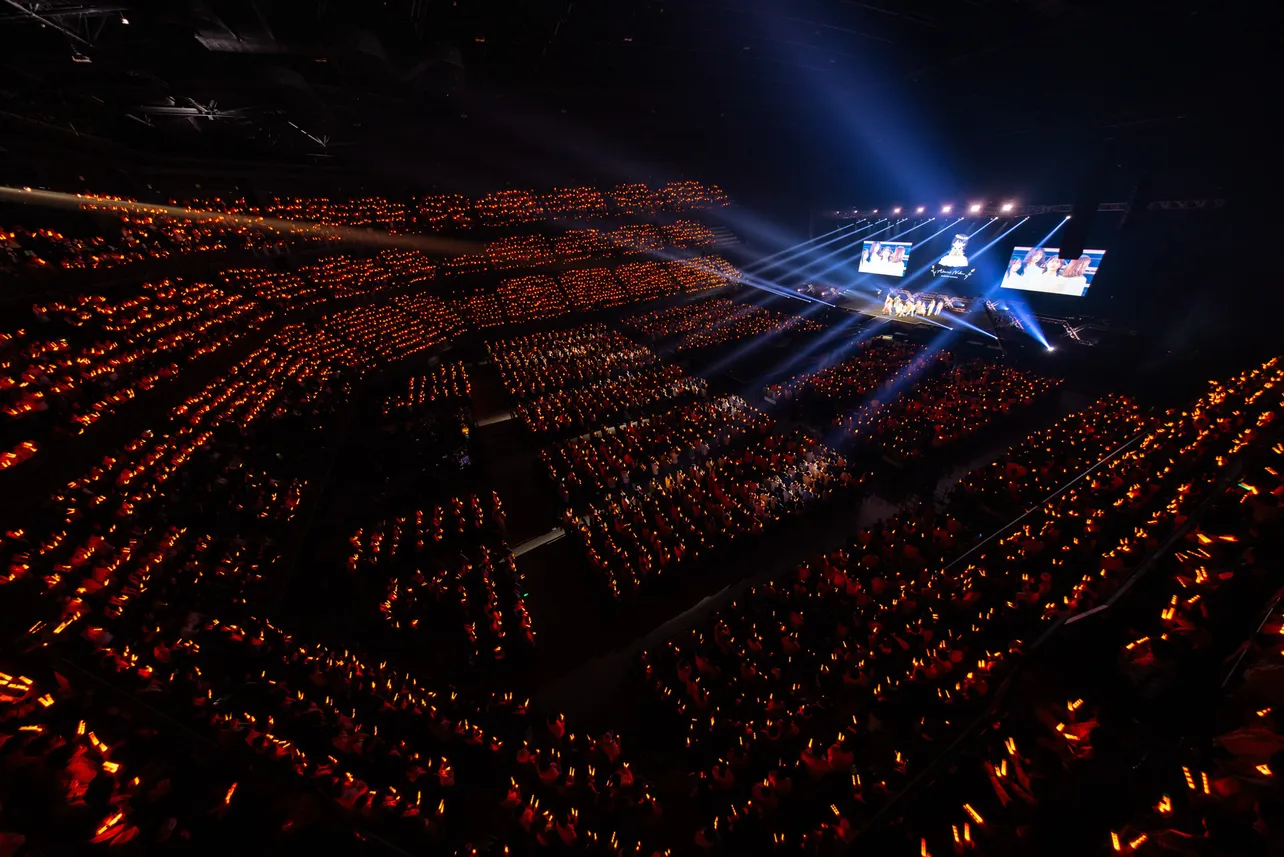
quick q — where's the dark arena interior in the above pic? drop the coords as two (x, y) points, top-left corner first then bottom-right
(0, 2), (1279, 856)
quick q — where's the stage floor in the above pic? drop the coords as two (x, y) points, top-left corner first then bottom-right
(832, 292), (957, 328)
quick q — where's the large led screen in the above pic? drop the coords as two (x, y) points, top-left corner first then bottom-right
(929, 232), (976, 280)
(858, 240), (912, 277)
(1000, 246), (1106, 297)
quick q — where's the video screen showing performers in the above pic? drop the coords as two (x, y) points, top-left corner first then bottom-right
(858, 239), (912, 277)
(929, 233), (976, 280)
(1000, 246), (1106, 297)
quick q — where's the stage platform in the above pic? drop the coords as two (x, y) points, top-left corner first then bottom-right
(830, 291), (964, 329)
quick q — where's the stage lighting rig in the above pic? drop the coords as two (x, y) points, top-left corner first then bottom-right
(970, 203), (982, 213)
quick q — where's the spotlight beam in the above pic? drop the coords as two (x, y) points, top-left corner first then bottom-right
(883, 216), (938, 242)
(966, 216), (1031, 262)
(746, 222), (866, 273)
(967, 217), (999, 238)
(1029, 217), (1070, 250)
(761, 219), (883, 274)
(784, 220), (889, 282)
(801, 220), (901, 282)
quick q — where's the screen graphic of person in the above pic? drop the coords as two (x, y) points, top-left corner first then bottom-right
(1034, 254), (1092, 296)
(1020, 247), (1046, 278)
(888, 245), (907, 276)
(937, 234), (970, 267)
(1001, 257), (1023, 288)
(1058, 255), (1091, 293)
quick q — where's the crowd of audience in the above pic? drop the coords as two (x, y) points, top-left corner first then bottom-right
(881, 366), (1284, 857)
(475, 190), (548, 226)
(514, 365), (708, 437)
(629, 361), (1282, 854)
(543, 187), (610, 220)
(1, 201), (286, 275)
(614, 262), (681, 303)
(487, 235), (558, 271)
(554, 229), (614, 263)
(375, 248), (438, 285)
(451, 290), (507, 330)
(838, 359), (1061, 458)
(676, 304), (824, 354)
(1106, 452), (1283, 856)
(0, 293), (667, 849)
(219, 266), (328, 312)
(409, 181), (726, 230)
(488, 326), (657, 401)
(657, 181), (731, 212)
(3, 180), (730, 284)
(625, 298), (743, 339)
(0, 668), (348, 854)
(435, 257), (739, 331)
(347, 493), (535, 668)
(497, 276), (570, 324)
(611, 225), (666, 257)
(559, 268), (634, 310)
(1, 277), (272, 468)
(663, 221), (718, 249)
(254, 195), (409, 232)
(610, 184), (656, 216)
(416, 194), (475, 231)
(765, 340), (926, 405)
(8, 177), (1280, 857)
(542, 396), (776, 507)
(623, 298), (820, 352)
(440, 227), (727, 280)
(949, 394), (1146, 518)
(438, 252), (492, 280)
(569, 431), (852, 600)
(668, 256), (741, 293)
(218, 251), (438, 316)
(381, 363), (471, 418)
(296, 255), (393, 300)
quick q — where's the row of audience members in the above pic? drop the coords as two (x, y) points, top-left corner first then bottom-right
(886, 401), (1283, 857)
(631, 358), (1282, 854)
(488, 326), (658, 401)
(1, 297), (676, 855)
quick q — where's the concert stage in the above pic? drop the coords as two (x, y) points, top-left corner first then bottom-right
(795, 283), (973, 330)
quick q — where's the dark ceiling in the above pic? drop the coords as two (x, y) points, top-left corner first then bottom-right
(0, 0), (1258, 209)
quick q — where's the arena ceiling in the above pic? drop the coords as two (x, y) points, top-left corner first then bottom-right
(0, 0), (1249, 202)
